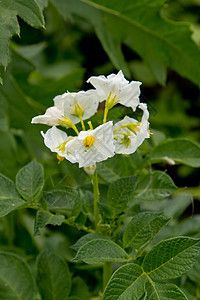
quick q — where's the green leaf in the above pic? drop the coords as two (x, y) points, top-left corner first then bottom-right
(13, 0), (45, 28)
(163, 193), (192, 219)
(123, 212), (170, 250)
(16, 160), (44, 202)
(34, 210), (65, 236)
(103, 263), (147, 300)
(71, 233), (110, 251)
(149, 139), (200, 167)
(107, 176), (137, 217)
(187, 254), (200, 283)
(0, 251), (36, 300)
(97, 155), (133, 183)
(143, 237), (200, 280)
(0, 0), (44, 81)
(36, 250), (71, 300)
(36, 0), (48, 10)
(134, 171), (177, 202)
(80, 0), (200, 87)
(72, 239), (128, 264)
(44, 189), (81, 218)
(0, 3), (20, 68)
(0, 108), (8, 131)
(0, 174), (25, 217)
(144, 282), (188, 300)
(70, 277), (89, 300)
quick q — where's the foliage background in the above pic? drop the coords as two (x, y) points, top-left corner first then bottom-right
(0, 0), (200, 299)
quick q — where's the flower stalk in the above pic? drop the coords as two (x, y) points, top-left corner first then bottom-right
(93, 168), (100, 231)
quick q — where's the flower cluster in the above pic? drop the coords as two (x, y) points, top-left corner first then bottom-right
(32, 71), (150, 169)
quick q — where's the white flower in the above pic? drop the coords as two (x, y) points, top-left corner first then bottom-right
(66, 121), (115, 168)
(54, 90), (99, 124)
(31, 90), (99, 130)
(87, 70), (141, 111)
(31, 107), (66, 126)
(113, 103), (150, 154)
(41, 126), (77, 163)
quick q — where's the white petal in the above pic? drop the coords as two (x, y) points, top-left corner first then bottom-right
(41, 127), (77, 163)
(87, 70), (141, 109)
(31, 107), (63, 126)
(87, 75), (109, 102)
(66, 121), (115, 168)
(114, 104), (150, 154)
(118, 81), (141, 111)
(61, 90), (99, 124)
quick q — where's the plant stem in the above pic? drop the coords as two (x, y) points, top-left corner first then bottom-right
(103, 262), (113, 291)
(93, 169), (100, 230)
(3, 213), (15, 245)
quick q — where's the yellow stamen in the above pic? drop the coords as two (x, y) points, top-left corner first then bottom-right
(148, 129), (154, 135)
(114, 122), (141, 134)
(88, 121), (93, 130)
(83, 135), (95, 151)
(103, 92), (118, 123)
(73, 103), (84, 117)
(57, 153), (65, 164)
(60, 116), (79, 135)
(57, 137), (76, 153)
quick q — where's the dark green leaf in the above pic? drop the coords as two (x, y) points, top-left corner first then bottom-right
(36, 250), (71, 300)
(72, 239), (128, 264)
(71, 233), (110, 251)
(81, 0), (200, 86)
(103, 263), (147, 300)
(123, 212), (170, 250)
(163, 193), (192, 219)
(97, 155), (133, 183)
(144, 282), (188, 300)
(34, 210), (65, 236)
(143, 237), (200, 280)
(149, 139), (200, 167)
(70, 277), (89, 300)
(0, 0), (44, 81)
(107, 176), (137, 217)
(13, 0), (45, 28)
(134, 171), (177, 202)
(16, 160), (44, 202)
(0, 251), (36, 300)
(0, 174), (25, 217)
(187, 254), (200, 283)
(44, 189), (81, 218)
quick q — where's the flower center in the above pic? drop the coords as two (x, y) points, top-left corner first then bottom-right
(72, 102), (84, 117)
(106, 92), (118, 109)
(83, 135), (95, 151)
(121, 134), (131, 148)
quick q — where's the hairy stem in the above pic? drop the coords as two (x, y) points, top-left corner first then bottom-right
(103, 262), (113, 292)
(93, 169), (100, 230)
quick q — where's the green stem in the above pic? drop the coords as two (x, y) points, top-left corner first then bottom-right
(3, 213), (15, 245)
(103, 262), (113, 291)
(93, 169), (100, 230)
